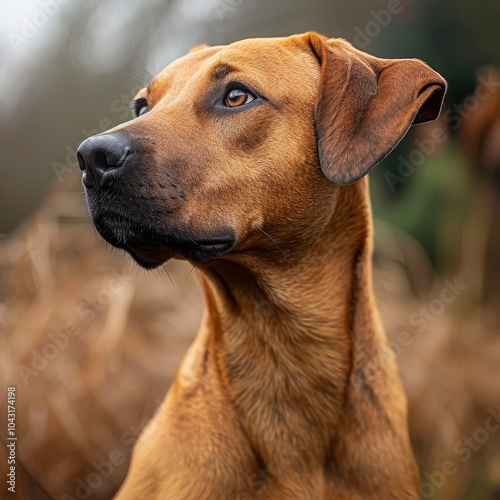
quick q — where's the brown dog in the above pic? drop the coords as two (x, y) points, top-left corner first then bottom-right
(77, 32), (446, 499)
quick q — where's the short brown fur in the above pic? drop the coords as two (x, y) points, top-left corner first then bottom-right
(87, 32), (446, 500)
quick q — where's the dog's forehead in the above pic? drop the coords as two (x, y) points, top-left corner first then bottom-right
(213, 36), (315, 78)
(146, 46), (223, 102)
(146, 36), (318, 104)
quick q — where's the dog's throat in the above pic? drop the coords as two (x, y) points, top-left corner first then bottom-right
(197, 235), (361, 452)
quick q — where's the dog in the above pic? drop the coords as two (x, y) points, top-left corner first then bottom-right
(77, 32), (446, 500)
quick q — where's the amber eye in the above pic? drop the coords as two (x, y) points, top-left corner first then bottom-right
(224, 88), (256, 107)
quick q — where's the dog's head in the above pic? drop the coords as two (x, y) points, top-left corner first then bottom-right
(77, 32), (446, 269)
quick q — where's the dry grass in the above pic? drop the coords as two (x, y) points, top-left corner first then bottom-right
(1, 182), (499, 499)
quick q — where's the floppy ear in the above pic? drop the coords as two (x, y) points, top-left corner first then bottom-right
(306, 33), (447, 184)
(189, 44), (210, 53)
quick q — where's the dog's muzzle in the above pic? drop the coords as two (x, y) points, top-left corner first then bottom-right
(76, 132), (237, 268)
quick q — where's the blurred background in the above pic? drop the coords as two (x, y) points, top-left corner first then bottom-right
(1, 0), (499, 498)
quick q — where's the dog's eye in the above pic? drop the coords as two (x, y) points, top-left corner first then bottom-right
(131, 98), (149, 118)
(224, 88), (256, 108)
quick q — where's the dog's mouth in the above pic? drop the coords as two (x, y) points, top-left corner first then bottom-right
(90, 210), (237, 269)
(126, 236), (236, 268)
(124, 241), (174, 269)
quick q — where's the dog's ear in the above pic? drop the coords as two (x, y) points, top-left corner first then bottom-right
(305, 33), (447, 184)
(189, 44), (210, 53)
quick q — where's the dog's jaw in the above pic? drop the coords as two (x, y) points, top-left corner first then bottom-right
(84, 183), (238, 267)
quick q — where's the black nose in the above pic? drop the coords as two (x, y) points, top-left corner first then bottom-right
(77, 134), (132, 192)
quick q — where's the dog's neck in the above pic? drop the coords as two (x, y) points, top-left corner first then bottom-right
(187, 178), (382, 463)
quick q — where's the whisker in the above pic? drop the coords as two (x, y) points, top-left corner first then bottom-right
(124, 69), (154, 87)
(121, 49), (156, 88)
(162, 264), (175, 288)
(257, 227), (283, 253)
(187, 262), (198, 280)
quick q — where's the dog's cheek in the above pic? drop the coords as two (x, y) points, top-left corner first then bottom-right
(223, 108), (275, 154)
